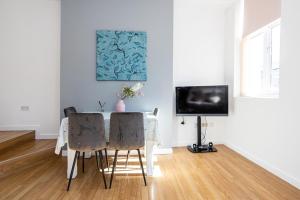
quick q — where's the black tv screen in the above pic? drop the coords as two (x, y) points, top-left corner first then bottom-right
(176, 85), (228, 116)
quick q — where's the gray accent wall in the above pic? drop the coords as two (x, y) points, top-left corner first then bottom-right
(61, 0), (173, 146)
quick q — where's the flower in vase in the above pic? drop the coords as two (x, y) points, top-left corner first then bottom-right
(118, 82), (144, 100)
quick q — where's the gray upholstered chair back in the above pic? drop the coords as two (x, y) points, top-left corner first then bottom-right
(64, 106), (77, 117)
(109, 112), (144, 150)
(153, 108), (159, 116)
(68, 113), (106, 151)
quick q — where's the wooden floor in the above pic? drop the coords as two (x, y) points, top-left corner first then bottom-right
(0, 145), (299, 200)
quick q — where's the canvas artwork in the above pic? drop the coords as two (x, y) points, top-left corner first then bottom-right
(96, 30), (147, 81)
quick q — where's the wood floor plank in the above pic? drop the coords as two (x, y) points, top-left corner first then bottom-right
(0, 145), (299, 200)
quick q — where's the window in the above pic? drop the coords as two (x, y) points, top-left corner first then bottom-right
(241, 19), (281, 97)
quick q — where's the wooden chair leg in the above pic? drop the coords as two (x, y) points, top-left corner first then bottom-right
(98, 150), (107, 189)
(137, 149), (147, 186)
(104, 148), (109, 172)
(67, 151), (79, 191)
(82, 152), (85, 173)
(109, 150), (119, 189)
(125, 150), (130, 168)
(95, 151), (100, 171)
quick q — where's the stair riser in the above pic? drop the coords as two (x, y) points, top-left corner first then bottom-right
(0, 131), (35, 152)
(0, 147), (55, 178)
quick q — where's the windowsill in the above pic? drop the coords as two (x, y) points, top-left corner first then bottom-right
(237, 94), (279, 100)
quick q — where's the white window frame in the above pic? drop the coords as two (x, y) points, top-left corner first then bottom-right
(241, 19), (281, 98)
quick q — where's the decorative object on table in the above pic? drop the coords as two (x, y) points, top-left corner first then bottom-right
(98, 100), (106, 112)
(115, 82), (144, 112)
(96, 30), (147, 81)
(115, 99), (126, 112)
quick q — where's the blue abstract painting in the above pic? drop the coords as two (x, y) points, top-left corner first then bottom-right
(96, 30), (147, 81)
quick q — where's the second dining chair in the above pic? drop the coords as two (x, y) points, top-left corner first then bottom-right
(125, 108), (159, 168)
(108, 112), (147, 188)
(64, 106), (77, 118)
(67, 113), (107, 191)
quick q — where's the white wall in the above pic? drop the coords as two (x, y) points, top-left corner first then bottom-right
(0, 0), (60, 138)
(225, 0), (300, 189)
(173, 0), (233, 146)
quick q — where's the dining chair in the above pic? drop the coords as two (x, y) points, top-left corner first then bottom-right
(64, 106), (77, 117)
(125, 108), (159, 168)
(64, 107), (109, 173)
(64, 107), (86, 173)
(109, 112), (147, 188)
(153, 107), (159, 117)
(67, 113), (107, 191)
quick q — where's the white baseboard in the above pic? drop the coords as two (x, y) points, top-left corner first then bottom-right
(153, 147), (173, 154)
(0, 124), (40, 131)
(172, 140), (196, 147)
(225, 142), (300, 190)
(36, 134), (58, 139)
(172, 141), (222, 147)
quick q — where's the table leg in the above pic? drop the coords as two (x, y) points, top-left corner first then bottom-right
(84, 152), (92, 158)
(146, 141), (155, 176)
(67, 147), (78, 179)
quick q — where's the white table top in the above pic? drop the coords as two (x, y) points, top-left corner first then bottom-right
(82, 111), (155, 119)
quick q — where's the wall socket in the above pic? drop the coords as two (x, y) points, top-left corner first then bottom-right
(201, 122), (214, 127)
(201, 122), (208, 127)
(20, 106), (30, 111)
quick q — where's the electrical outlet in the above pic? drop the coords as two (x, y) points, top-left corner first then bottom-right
(201, 122), (208, 127)
(20, 106), (29, 111)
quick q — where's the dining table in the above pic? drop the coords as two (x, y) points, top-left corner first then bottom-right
(55, 111), (159, 179)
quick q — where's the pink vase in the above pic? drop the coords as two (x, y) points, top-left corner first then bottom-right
(115, 99), (125, 112)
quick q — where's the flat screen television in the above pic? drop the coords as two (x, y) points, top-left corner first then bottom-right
(176, 85), (228, 116)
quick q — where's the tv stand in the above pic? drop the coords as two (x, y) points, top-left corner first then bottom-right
(187, 116), (217, 153)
